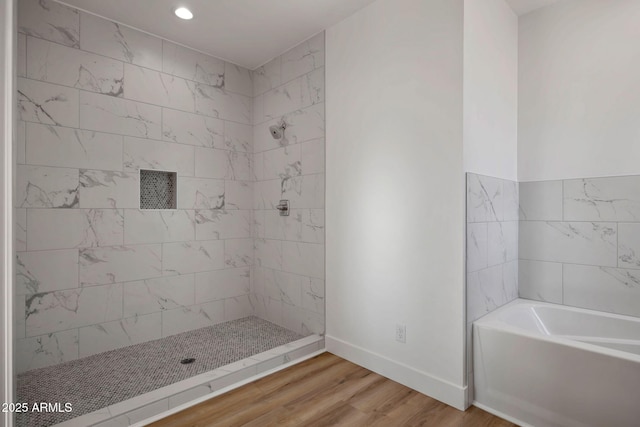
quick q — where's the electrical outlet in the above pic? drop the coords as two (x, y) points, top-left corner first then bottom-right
(396, 324), (406, 343)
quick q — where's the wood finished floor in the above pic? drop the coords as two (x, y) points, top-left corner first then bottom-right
(150, 353), (515, 427)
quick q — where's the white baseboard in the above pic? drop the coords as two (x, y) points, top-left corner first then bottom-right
(326, 335), (466, 410)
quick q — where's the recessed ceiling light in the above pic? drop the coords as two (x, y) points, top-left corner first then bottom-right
(174, 7), (193, 20)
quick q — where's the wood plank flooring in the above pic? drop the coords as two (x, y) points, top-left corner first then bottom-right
(149, 353), (515, 427)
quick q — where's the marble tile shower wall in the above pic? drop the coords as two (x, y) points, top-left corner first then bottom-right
(466, 173), (519, 323)
(250, 33), (325, 337)
(519, 175), (640, 318)
(466, 173), (518, 390)
(15, 0), (254, 373)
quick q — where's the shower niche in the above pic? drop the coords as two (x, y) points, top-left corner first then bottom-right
(139, 169), (177, 210)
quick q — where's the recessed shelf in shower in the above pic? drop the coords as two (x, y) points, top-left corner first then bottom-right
(139, 169), (177, 210)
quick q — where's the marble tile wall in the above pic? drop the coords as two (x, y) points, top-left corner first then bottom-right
(251, 33), (325, 337)
(15, 0), (254, 373)
(466, 173), (519, 394)
(519, 175), (640, 318)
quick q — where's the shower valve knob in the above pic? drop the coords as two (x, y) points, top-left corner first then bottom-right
(276, 200), (290, 216)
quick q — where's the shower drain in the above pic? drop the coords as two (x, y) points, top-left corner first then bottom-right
(180, 358), (196, 365)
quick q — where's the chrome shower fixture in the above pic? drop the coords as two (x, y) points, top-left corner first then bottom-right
(276, 200), (290, 216)
(269, 121), (286, 139)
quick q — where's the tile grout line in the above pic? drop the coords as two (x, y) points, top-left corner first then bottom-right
(23, 292), (256, 343)
(18, 113), (322, 158)
(561, 263), (565, 304)
(17, 134), (323, 180)
(19, 75), (253, 130)
(20, 32), (253, 98)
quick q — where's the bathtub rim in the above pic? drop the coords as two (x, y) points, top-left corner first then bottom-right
(472, 298), (640, 364)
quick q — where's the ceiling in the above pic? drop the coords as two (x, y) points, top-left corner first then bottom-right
(505, 0), (562, 16)
(57, 0), (562, 69)
(57, 0), (378, 70)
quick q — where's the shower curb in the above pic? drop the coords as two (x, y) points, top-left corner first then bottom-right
(51, 335), (324, 427)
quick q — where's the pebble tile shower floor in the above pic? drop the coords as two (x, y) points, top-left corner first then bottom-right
(16, 317), (304, 427)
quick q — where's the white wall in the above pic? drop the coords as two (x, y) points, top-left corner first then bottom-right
(463, 0), (518, 181)
(1, 0), (16, 424)
(519, 0), (640, 181)
(326, 0), (466, 409)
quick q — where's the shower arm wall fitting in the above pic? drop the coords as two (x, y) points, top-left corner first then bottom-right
(269, 121), (287, 139)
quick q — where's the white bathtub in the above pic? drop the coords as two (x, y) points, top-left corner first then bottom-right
(473, 299), (640, 427)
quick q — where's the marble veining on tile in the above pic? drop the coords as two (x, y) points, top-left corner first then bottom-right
(27, 209), (124, 251)
(162, 108), (224, 148)
(162, 40), (225, 88)
(78, 313), (162, 358)
(16, 329), (79, 374)
(15, 208), (27, 252)
(252, 57), (282, 96)
(224, 121), (252, 152)
(162, 240), (225, 275)
(302, 277), (325, 314)
(18, 78), (79, 127)
(124, 210), (195, 244)
(27, 36), (124, 96)
(281, 33), (325, 84)
(79, 244), (161, 286)
(194, 148), (252, 181)
(16, 120), (26, 165)
(520, 221), (617, 266)
(25, 283), (123, 337)
(467, 222), (488, 273)
(467, 173), (503, 223)
(195, 268), (250, 303)
(263, 71), (323, 121)
(79, 170), (137, 209)
(80, 91), (162, 139)
(178, 178), (225, 209)
(225, 180), (253, 210)
(563, 264), (640, 317)
(79, 12), (162, 70)
(263, 268), (303, 307)
(564, 176), (640, 222)
(466, 172), (518, 376)
(518, 259), (562, 303)
(16, 165), (79, 208)
(467, 265), (507, 322)
(518, 174), (640, 318)
(194, 84), (252, 125)
(16, 249), (79, 295)
(224, 238), (253, 268)
(124, 64), (198, 112)
(254, 239), (283, 271)
(195, 209), (252, 240)
(123, 275), (195, 317)
(26, 123), (124, 171)
(18, 0), (79, 48)
(300, 209), (325, 244)
(617, 223), (640, 269)
(224, 63), (252, 97)
(161, 300), (225, 337)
